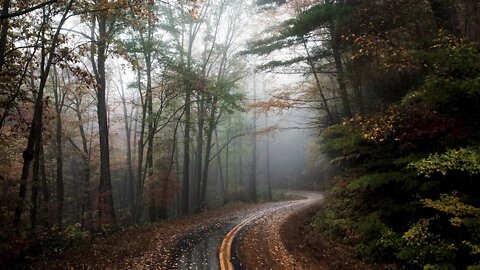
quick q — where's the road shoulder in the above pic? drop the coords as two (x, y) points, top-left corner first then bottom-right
(281, 203), (383, 270)
(235, 192), (322, 270)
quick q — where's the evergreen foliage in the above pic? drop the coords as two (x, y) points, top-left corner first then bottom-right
(262, 1), (480, 268)
(314, 39), (480, 269)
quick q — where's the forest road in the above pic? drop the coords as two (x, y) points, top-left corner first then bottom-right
(166, 191), (323, 270)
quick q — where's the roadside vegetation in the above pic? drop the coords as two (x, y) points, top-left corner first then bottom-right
(251, 1), (480, 269)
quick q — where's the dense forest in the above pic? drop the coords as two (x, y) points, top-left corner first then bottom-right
(249, 0), (480, 269)
(0, 0), (270, 262)
(1, 0), (480, 269)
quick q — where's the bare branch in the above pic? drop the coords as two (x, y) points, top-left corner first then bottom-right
(0, 0), (58, 19)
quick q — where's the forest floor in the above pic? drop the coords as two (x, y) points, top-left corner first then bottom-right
(12, 191), (380, 270)
(16, 203), (261, 269)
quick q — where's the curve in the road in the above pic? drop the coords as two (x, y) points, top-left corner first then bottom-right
(168, 191), (321, 270)
(218, 211), (264, 270)
(218, 191), (321, 270)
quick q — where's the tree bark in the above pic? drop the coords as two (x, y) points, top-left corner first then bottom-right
(95, 1), (116, 225)
(265, 113), (272, 201)
(199, 97), (218, 212)
(215, 128), (225, 198)
(40, 143), (50, 228)
(301, 38), (335, 124)
(71, 93), (92, 229)
(0, 0), (10, 70)
(53, 68), (64, 230)
(329, 22), (352, 118)
(119, 71), (135, 218)
(182, 89), (191, 214)
(135, 68), (146, 223)
(193, 96), (205, 213)
(238, 131), (243, 189)
(225, 116), (231, 194)
(145, 52), (154, 219)
(29, 114), (42, 235)
(250, 75), (258, 203)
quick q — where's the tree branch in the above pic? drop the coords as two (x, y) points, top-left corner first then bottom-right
(0, 0), (58, 19)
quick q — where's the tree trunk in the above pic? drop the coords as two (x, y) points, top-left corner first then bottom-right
(119, 68), (135, 219)
(193, 96), (205, 213)
(238, 132), (243, 189)
(225, 116), (231, 194)
(174, 133), (181, 215)
(53, 68), (64, 230)
(135, 68), (146, 223)
(29, 117), (42, 235)
(265, 113), (272, 201)
(0, 0), (10, 70)
(95, 2), (116, 225)
(215, 128), (225, 197)
(145, 53), (154, 216)
(199, 97), (218, 212)
(233, 124), (238, 194)
(302, 38), (335, 124)
(250, 76), (257, 203)
(160, 117), (182, 219)
(329, 22), (352, 118)
(13, 1), (73, 234)
(429, 0), (461, 37)
(182, 89), (191, 214)
(72, 94), (92, 229)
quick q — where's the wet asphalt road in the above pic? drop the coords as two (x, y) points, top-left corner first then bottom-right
(166, 191), (322, 270)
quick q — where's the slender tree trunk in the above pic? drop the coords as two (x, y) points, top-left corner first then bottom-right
(119, 70), (135, 219)
(95, 3), (116, 225)
(13, 2), (73, 234)
(199, 97), (217, 212)
(135, 68), (146, 223)
(72, 95), (92, 228)
(329, 22), (352, 118)
(145, 54), (154, 212)
(160, 117), (182, 219)
(194, 97), (205, 213)
(233, 124), (238, 194)
(130, 0), (155, 223)
(174, 133), (181, 215)
(40, 144), (49, 225)
(265, 113), (272, 201)
(29, 118), (42, 235)
(250, 76), (257, 203)
(132, 107), (138, 176)
(301, 38), (335, 124)
(53, 69), (64, 230)
(225, 116), (231, 195)
(182, 89), (191, 214)
(0, 0), (10, 70)
(215, 128), (225, 197)
(40, 143), (52, 228)
(238, 133), (243, 189)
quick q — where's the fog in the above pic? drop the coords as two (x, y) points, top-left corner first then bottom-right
(239, 70), (324, 195)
